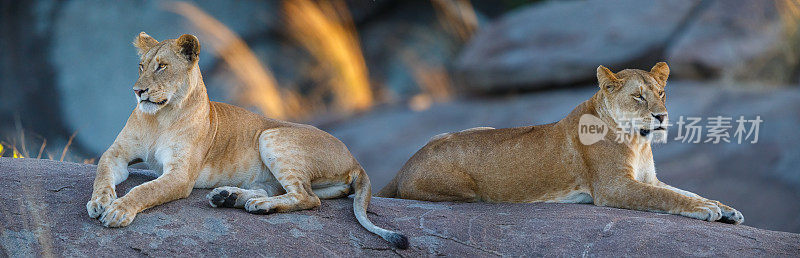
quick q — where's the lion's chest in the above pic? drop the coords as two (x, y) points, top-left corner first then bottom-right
(143, 150), (165, 176)
(631, 151), (656, 183)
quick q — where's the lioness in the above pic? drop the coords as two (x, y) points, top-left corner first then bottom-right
(86, 32), (408, 249)
(378, 62), (744, 224)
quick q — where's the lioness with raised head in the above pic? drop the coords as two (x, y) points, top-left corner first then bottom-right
(86, 32), (408, 249)
(378, 62), (744, 224)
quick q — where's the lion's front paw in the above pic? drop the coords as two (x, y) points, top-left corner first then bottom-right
(87, 187), (116, 218)
(712, 201), (744, 225)
(680, 199), (722, 222)
(99, 199), (137, 227)
(244, 197), (276, 215)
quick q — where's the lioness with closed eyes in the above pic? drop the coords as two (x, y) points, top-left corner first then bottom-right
(86, 32), (408, 249)
(379, 62), (743, 225)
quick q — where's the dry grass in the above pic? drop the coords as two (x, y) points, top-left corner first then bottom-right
(2, 119), (85, 163)
(59, 131), (77, 162)
(0, 143), (25, 159)
(736, 0), (800, 84)
(777, 0), (800, 65)
(740, 0), (800, 85)
(1, 135), (87, 163)
(432, 0), (479, 42)
(36, 138), (46, 159)
(284, 0), (373, 113)
(778, 0), (800, 35)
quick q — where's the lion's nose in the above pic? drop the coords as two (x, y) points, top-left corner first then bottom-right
(134, 88), (149, 97)
(652, 113), (667, 123)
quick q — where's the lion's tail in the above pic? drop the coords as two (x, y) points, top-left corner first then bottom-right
(351, 167), (409, 249)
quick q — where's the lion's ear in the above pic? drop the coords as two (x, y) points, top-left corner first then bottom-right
(176, 34), (200, 63)
(596, 65), (619, 91)
(133, 32), (159, 56)
(650, 62), (670, 84)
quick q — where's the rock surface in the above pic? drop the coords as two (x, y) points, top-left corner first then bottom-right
(454, 0), (697, 92)
(666, 0), (796, 83)
(1, 158), (799, 257)
(326, 81), (800, 233)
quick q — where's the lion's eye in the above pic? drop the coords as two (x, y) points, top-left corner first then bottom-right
(138, 64), (144, 72)
(633, 94), (645, 102)
(157, 63), (167, 71)
(659, 91), (665, 98)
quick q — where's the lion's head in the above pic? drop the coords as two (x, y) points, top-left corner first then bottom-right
(596, 62), (670, 141)
(131, 32), (200, 114)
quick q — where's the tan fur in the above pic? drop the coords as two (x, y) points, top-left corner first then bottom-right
(378, 62), (744, 225)
(86, 33), (407, 249)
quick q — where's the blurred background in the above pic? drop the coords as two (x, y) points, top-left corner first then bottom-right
(1, 0), (798, 233)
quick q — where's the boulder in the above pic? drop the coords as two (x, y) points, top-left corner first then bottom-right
(1, 157), (798, 256)
(325, 81), (800, 233)
(360, 14), (461, 100)
(666, 0), (797, 83)
(0, 1), (69, 147)
(453, 0), (698, 92)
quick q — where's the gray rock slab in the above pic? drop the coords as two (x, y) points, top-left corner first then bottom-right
(1, 157), (798, 256)
(454, 0), (697, 92)
(666, 0), (792, 82)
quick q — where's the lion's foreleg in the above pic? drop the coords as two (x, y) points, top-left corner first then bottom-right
(593, 175), (726, 222)
(87, 144), (133, 219)
(656, 180), (743, 224)
(656, 181), (701, 198)
(99, 160), (196, 227)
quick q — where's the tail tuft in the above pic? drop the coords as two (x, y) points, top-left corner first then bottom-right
(385, 232), (409, 249)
